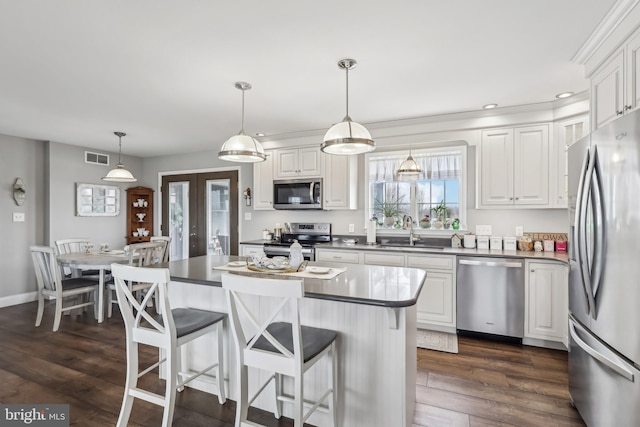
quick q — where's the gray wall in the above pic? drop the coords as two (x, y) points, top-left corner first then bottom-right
(47, 141), (145, 249)
(0, 135), (45, 301)
(0, 137), (145, 303)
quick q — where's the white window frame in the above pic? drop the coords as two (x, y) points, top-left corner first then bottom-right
(364, 145), (467, 236)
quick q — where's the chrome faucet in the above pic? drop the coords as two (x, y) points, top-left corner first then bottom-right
(403, 215), (420, 246)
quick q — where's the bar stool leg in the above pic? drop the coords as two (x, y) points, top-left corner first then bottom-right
(117, 342), (139, 427)
(216, 322), (227, 404)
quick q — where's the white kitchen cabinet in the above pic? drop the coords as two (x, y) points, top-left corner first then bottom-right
(240, 244), (264, 257)
(590, 27), (640, 131)
(315, 248), (360, 264)
(363, 251), (405, 267)
(524, 260), (568, 346)
(274, 147), (322, 179)
(591, 51), (625, 130)
(479, 124), (549, 208)
(253, 150), (274, 210)
(322, 153), (358, 210)
(406, 254), (456, 333)
(551, 115), (589, 208)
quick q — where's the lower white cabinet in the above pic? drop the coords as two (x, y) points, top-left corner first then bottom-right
(315, 249), (360, 264)
(240, 244), (264, 257)
(407, 255), (456, 333)
(524, 260), (568, 346)
(363, 251), (405, 267)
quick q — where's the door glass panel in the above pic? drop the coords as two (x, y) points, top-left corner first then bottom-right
(169, 181), (190, 260)
(206, 179), (230, 255)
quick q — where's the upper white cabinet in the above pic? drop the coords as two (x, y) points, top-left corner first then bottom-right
(591, 51), (625, 130)
(322, 153), (358, 210)
(524, 260), (568, 346)
(590, 27), (640, 130)
(274, 147), (322, 179)
(253, 150), (274, 210)
(551, 115), (589, 208)
(479, 124), (549, 208)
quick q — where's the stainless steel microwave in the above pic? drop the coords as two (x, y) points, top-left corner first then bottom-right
(273, 178), (323, 210)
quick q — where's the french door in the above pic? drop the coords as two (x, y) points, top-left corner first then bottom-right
(161, 171), (239, 260)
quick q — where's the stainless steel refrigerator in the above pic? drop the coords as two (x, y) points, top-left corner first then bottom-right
(568, 110), (640, 427)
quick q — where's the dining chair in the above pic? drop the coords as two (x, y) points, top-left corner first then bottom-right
(30, 246), (100, 332)
(111, 264), (226, 427)
(54, 238), (101, 279)
(150, 235), (172, 262)
(107, 241), (165, 318)
(222, 273), (338, 427)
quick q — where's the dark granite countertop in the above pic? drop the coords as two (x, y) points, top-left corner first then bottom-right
(155, 254), (427, 308)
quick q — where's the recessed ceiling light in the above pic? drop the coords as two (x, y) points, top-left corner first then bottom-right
(483, 103), (498, 109)
(556, 92), (574, 99)
(256, 132), (265, 137)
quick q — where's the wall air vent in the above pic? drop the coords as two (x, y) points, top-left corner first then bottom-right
(85, 151), (109, 166)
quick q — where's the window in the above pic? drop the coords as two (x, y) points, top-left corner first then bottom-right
(366, 145), (467, 230)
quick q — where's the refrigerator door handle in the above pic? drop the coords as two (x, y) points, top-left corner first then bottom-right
(590, 146), (606, 309)
(575, 149), (593, 315)
(569, 319), (635, 382)
(580, 150), (597, 317)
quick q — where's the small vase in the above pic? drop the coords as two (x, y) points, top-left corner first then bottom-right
(419, 219), (431, 229)
(383, 216), (395, 227)
(433, 220), (444, 230)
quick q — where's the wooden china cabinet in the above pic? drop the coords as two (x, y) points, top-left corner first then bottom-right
(126, 186), (154, 244)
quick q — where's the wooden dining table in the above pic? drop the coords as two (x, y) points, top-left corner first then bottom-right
(56, 251), (130, 323)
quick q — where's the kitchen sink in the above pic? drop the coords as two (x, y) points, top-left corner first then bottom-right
(378, 244), (445, 251)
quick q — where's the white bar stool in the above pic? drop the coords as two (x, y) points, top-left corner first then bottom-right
(222, 273), (338, 427)
(111, 264), (226, 427)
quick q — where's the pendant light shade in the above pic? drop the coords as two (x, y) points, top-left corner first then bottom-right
(321, 58), (375, 155)
(395, 149), (422, 180)
(218, 82), (266, 163)
(103, 132), (137, 182)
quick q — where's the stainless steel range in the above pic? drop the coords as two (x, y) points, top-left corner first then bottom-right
(263, 222), (331, 261)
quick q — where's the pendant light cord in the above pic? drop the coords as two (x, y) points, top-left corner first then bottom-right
(240, 88), (245, 133)
(345, 66), (350, 120)
(117, 134), (123, 164)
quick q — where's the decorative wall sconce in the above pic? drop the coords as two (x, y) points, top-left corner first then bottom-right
(243, 187), (252, 206)
(13, 178), (26, 206)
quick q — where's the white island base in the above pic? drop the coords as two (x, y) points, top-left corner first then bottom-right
(167, 280), (417, 427)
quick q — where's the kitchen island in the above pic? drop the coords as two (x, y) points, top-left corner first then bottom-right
(157, 255), (427, 427)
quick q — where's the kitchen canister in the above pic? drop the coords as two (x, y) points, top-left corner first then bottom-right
(490, 236), (503, 250)
(543, 239), (555, 252)
(476, 235), (489, 250)
(503, 236), (517, 251)
(464, 234), (476, 249)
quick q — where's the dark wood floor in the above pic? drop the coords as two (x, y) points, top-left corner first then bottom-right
(0, 301), (585, 426)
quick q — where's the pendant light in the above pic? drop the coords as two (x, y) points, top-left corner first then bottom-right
(102, 131), (137, 182)
(321, 58), (375, 155)
(396, 148), (422, 180)
(218, 82), (266, 163)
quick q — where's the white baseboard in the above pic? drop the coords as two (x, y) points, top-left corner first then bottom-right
(0, 291), (38, 308)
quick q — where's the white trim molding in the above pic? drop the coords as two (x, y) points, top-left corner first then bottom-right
(0, 291), (38, 308)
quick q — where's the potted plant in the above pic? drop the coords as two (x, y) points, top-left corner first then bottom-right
(374, 194), (405, 227)
(431, 200), (448, 229)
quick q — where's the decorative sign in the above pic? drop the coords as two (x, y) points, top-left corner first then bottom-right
(76, 183), (120, 216)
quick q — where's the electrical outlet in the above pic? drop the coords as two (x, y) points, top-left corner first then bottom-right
(348, 224), (355, 233)
(244, 212), (252, 221)
(515, 226), (524, 236)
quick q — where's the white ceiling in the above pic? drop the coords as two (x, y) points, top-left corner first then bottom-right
(0, 0), (616, 157)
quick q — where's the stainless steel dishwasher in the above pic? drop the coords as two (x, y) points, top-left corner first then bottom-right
(456, 256), (525, 339)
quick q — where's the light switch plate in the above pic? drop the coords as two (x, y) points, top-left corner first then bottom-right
(349, 224), (355, 233)
(13, 212), (25, 222)
(476, 225), (492, 235)
(244, 213), (252, 221)
(515, 226), (524, 237)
